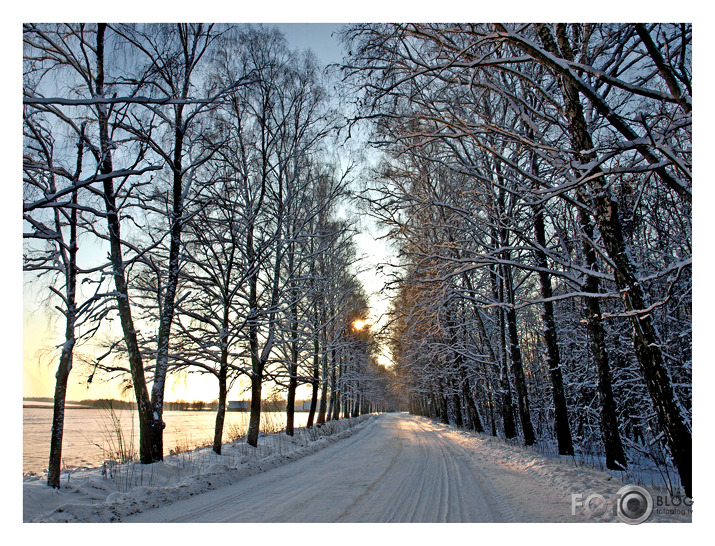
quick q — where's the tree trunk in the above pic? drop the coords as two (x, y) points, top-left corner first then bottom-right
(213, 365), (227, 454)
(331, 361), (342, 420)
(317, 370), (328, 424)
(285, 307), (299, 435)
(307, 333), (320, 427)
(345, 384), (353, 418)
(488, 390), (497, 437)
(316, 325), (328, 424)
(285, 242), (299, 436)
(498, 338), (517, 438)
(246, 262), (262, 446)
(213, 310), (230, 454)
(452, 391), (463, 427)
(246, 369), (263, 447)
(461, 374), (484, 433)
(47, 129), (82, 489)
(436, 380), (449, 424)
(95, 23), (159, 464)
(285, 360), (298, 436)
(503, 265), (536, 446)
(533, 199), (574, 455)
(596, 198), (690, 489)
(536, 22), (691, 495)
(579, 211), (628, 470)
(327, 347), (337, 421)
(47, 333), (75, 488)
(149, 106), (187, 463)
(489, 264), (517, 439)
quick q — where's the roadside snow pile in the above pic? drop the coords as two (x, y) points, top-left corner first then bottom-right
(24, 414), (374, 523)
(434, 421), (691, 523)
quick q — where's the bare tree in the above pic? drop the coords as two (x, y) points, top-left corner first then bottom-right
(342, 23), (691, 494)
(23, 113), (112, 487)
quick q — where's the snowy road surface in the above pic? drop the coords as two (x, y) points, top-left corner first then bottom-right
(124, 413), (587, 523)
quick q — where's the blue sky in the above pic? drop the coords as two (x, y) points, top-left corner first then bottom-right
(275, 23), (345, 66)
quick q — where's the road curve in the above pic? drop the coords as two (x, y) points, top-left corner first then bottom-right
(123, 413), (537, 522)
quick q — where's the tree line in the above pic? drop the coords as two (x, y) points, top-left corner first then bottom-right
(23, 23), (396, 490)
(339, 23), (691, 497)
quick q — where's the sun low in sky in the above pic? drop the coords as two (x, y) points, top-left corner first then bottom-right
(353, 320), (366, 331)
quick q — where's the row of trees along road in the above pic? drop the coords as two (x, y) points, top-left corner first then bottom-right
(23, 23), (397, 489)
(340, 23), (691, 497)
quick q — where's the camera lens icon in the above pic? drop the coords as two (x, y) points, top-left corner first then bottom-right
(616, 485), (653, 524)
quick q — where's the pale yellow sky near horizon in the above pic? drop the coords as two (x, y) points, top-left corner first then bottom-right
(22, 287), (320, 403)
(21, 214), (391, 403)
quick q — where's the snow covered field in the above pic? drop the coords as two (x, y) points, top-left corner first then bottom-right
(24, 413), (691, 524)
(24, 414), (373, 522)
(23, 406), (311, 474)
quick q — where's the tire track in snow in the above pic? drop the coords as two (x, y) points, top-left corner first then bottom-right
(332, 420), (406, 521)
(409, 416), (507, 522)
(136, 417), (384, 523)
(124, 413), (589, 522)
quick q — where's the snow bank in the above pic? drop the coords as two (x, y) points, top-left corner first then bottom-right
(24, 414), (374, 523)
(431, 420), (692, 523)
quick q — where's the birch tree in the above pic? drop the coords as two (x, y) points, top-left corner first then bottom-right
(23, 23), (165, 464)
(23, 112), (112, 487)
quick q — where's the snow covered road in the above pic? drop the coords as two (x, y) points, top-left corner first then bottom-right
(123, 413), (596, 523)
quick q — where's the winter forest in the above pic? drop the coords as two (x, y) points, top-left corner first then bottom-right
(23, 22), (692, 512)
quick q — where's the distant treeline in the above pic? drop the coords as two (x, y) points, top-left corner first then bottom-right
(24, 397), (300, 412)
(84, 399), (220, 411)
(23, 397), (219, 411)
(23, 397), (55, 404)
